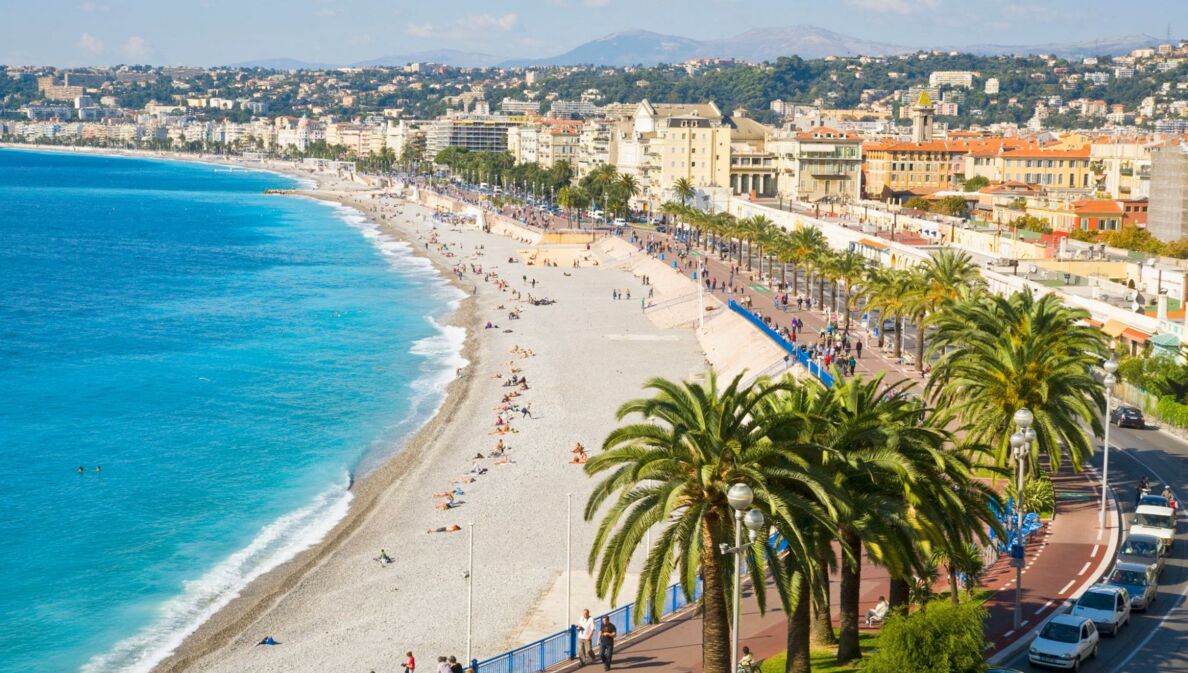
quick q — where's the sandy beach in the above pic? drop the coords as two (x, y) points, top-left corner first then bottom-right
(2, 144), (788, 672)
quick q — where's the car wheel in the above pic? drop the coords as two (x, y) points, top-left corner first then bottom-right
(1073, 656), (1081, 671)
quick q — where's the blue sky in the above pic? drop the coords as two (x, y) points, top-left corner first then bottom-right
(3, 0), (1186, 66)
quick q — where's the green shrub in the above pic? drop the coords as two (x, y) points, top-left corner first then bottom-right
(861, 600), (988, 673)
(1156, 395), (1188, 428)
(1004, 472), (1055, 517)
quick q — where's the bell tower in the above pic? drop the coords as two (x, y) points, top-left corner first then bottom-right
(910, 90), (935, 143)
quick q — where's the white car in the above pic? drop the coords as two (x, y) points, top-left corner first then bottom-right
(1070, 585), (1130, 636)
(613, 217), (627, 226)
(1028, 615), (1099, 670)
(1131, 504), (1175, 554)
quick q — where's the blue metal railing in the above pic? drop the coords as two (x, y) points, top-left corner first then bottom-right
(471, 579), (702, 673)
(727, 300), (835, 387)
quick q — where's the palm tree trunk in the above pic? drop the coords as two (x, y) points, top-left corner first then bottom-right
(915, 317), (926, 372)
(843, 286), (852, 330)
(888, 577), (910, 610)
(817, 276), (825, 312)
(893, 317), (904, 359)
(699, 518), (731, 673)
(787, 571), (812, 673)
(949, 564), (960, 605)
(792, 264), (800, 296)
(810, 546), (836, 647)
(836, 529), (863, 664)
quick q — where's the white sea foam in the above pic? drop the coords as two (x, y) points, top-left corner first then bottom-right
(80, 478), (353, 673)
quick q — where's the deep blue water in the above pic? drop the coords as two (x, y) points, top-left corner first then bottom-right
(0, 149), (463, 673)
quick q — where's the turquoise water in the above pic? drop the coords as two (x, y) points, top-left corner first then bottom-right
(0, 149), (463, 673)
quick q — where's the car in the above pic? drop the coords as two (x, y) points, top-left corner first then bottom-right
(881, 319), (896, 332)
(613, 217), (627, 226)
(1106, 562), (1158, 610)
(1117, 533), (1165, 577)
(655, 224), (667, 233)
(987, 669), (1025, 673)
(1139, 494), (1170, 509)
(1028, 614), (1099, 670)
(1131, 504), (1175, 553)
(1070, 585), (1130, 636)
(1110, 405), (1145, 428)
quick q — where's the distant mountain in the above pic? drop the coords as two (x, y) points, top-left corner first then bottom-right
(353, 49), (499, 69)
(498, 26), (1161, 68)
(695, 26), (909, 61)
(499, 30), (702, 67)
(226, 57), (337, 70)
(955, 33), (1162, 58)
(231, 27), (1164, 72)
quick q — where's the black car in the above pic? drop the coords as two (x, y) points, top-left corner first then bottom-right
(1110, 405), (1145, 428)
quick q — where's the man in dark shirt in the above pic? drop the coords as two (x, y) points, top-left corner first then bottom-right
(599, 616), (617, 670)
(447, 656), (464, 673)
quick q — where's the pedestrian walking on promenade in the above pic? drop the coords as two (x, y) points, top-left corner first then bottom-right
(401, 652), (416, 673)
(577, 609), (596, 665)
(599, 616), (617, 670)
(855, 340), (863, 358)
(447, 656), (463, 673)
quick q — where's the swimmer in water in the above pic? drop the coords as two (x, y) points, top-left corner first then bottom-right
(77, 466), (85, 474)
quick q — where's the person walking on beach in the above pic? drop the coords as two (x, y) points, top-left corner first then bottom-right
(402, 652), (416, 673)
(598, 616), (617, 670)
(435, 656), (450, 673)
(447, 656), (463, 673)
(577, 609), (596, 665)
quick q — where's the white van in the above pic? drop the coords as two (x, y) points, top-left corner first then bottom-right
(1131, 504), (1175, 554)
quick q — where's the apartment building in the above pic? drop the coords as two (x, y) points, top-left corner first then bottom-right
(631, 100), (732, 206)
(999, 145), (1094, 191)
(424, 115), (528, 155)
(929, 71), (976, 88)
(728, 112), (776, 198)
(1090, 138), (1153, 200)
(1148, 141), (1188, 242)
(768, 127), (863, 203)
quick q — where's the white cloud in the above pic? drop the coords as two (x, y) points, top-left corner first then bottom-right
(844, 0), (939, 13)
(79, 1), (110, 12)
(407, 14), (519, 40)
(77, 33), (105, 54)
(121, 36), (151, 60)
(406, 22), (434, 38)
(456, 13), (519, 33)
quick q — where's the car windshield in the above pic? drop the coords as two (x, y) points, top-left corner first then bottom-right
(1121, 539), (1158, 557)
(1135, 513), (1173, 528)
(1111, 570), (1147, 586)
(1078, 592), (1115, 610)
(1040, 622), (1080, 643)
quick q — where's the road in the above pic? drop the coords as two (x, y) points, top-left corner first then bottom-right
(1007, 422), (1188, 672)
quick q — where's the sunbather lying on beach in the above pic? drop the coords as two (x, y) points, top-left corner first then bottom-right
(427, 524), (463, 534)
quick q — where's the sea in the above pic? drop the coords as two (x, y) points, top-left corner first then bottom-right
(0, 149), (465, 673)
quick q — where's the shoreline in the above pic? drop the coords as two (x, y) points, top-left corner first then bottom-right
(2, 144), (488, 671)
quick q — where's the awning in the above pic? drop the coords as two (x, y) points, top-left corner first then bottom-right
(1151, 332), (1181, 348)
(1122, 327), (1152, 344)
(1101, 320), (1128, 338)
(858, 238), (890, 251)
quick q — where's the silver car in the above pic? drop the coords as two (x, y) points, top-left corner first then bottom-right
(1106, 562), (1158, 611)
(1117, 533), (1164, 577)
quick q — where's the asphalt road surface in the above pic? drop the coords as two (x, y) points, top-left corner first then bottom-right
(1008, 421), (1188, 672)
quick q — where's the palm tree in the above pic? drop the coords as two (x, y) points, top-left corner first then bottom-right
(749, 215), (777, 278)
(866, 269), (916, 359)
(829, 250), (868, 331)
(926, 288), (1107, 472)
(786, 226), (826, 299)
(584, 372), (833, 673)
(673, 177), (696, 206)
(618, 174), (641, 216)
(910, 249), (985, 371)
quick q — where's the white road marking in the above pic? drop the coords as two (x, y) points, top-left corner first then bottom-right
(1035, 600), (1055, 615)
(1003, 629), (1015, 639)
(1077, 562), (1091, 576)
(1091, 545), (1100, 558)
(1059, 580), (1076, 595)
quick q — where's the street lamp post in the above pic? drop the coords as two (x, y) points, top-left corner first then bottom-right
(1100, 359), (1119, 528)
(466, 522), (475, 663)
(722, 483), (765, 670)
(1010, 407), (1035, 630)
